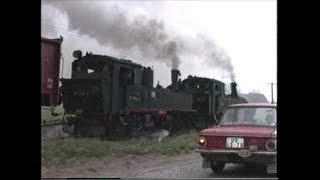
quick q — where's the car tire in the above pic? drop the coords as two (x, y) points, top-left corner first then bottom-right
(211, 161), (225, 174)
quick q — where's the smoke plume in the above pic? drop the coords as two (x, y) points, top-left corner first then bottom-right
(43, 1), (235, 81)
(44, 1), (181, 69)
(196, 33), (236, 82)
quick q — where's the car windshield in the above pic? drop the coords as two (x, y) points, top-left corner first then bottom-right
(220, 107), (276, 126)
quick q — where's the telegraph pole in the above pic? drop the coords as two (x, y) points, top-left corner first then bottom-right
(268, 82), (276, 104)
(271, 82), (274, 104)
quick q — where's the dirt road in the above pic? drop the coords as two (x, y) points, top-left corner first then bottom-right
(42, 152), (277, 179)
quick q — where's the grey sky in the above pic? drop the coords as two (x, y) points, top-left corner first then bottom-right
(41, 0), (277, 102)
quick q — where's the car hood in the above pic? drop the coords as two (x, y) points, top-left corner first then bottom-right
(200, 125), (275, 138)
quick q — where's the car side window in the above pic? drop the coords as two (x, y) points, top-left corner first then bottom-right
(236, 109), (245, 123)
(253, 108), (265, 120)
(221, 108), (235, 125)
(253, 108), (276, 125)
(265, 108), (276, 125)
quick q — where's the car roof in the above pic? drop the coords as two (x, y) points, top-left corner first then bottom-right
(228, 103), (277, 108)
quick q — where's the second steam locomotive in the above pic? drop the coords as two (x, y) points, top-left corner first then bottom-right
(60, 50), (247, 138)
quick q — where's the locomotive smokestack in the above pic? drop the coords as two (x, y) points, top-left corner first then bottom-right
(231, 82), (238, 97)
(171, 69), (180, 85)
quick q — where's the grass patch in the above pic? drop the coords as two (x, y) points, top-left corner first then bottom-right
(42, 132), (198, 164)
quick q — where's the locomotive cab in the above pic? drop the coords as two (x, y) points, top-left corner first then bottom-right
(180, 77), (226, 127)
(61, 51), (144, 116)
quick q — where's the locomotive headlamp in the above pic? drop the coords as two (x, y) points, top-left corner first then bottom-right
(198, 136), (206, 147)
(73, 50), (82, 59)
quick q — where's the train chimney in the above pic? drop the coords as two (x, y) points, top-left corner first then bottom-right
(171, 69), (180, 85)
(142, 67), (154, 88)
(231, 82), (238, 97)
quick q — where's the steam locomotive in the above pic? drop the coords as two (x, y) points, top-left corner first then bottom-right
(60, 49), (247, 138)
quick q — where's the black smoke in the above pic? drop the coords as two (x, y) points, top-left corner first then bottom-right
(197, 33), (236, 82)
(43, 1), (236, 81)
(44, 1), (181, 69)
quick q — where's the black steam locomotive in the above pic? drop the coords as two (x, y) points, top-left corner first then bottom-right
(61, 51), (247, 138)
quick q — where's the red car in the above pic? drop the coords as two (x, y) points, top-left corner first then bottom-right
(196, 103), (277, 174)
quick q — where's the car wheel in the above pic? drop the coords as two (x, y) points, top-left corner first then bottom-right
(211, 161), (225, 174)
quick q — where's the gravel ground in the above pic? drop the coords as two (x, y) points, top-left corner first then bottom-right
(41, 152), (277, 179)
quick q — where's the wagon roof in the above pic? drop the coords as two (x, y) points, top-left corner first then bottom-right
(41, 36), (63, 44)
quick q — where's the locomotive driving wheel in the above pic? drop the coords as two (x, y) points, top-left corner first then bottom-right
(106, 124), (128, 140)
(74, 119), (85, 137)
(164, 115), (174, 133)
(128, 119), (144, 138)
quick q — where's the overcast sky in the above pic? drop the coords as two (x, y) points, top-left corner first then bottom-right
(42, 0), (277, 102)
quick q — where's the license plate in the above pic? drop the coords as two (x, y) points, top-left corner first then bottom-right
(226, 137), (244, 148)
